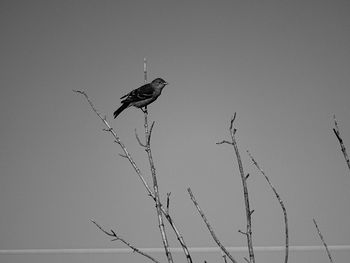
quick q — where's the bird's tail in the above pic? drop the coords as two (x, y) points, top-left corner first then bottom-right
(113, 103), (129, 118)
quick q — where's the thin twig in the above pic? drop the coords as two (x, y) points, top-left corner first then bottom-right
(313, 218), (334, 263)
(247, 151), (289, 263)
(166, 192), (171, 215)
(135, 128), (146, 147)
(74, 89), (193, 263)
(217, 113), (255, 263)
(221, 250), (228, 263)
(144, 57), (148, 84)
(91, 220), (161, 263)
(333, 115), (350, 172)
(187, 188), (238, 263)
(143, 59), (173, 263)
(73, 90), (151, 194)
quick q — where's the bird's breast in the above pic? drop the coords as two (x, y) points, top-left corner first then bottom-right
(131, 97), (156, 108)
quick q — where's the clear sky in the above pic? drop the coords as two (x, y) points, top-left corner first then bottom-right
(1, 1), (350, 263)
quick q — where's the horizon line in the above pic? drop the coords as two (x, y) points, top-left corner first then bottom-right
(1, 245), (350, 255)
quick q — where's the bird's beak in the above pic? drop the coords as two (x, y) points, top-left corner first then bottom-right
(164, 82), (169, 85)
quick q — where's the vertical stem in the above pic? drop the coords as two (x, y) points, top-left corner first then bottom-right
(143, 58), (149, 136)
(144, 57), (148, 83)
(229, 116), (255, 263)
(143, 58), (173, 263)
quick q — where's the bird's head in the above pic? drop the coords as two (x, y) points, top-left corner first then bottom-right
(151, 78), (168, 89)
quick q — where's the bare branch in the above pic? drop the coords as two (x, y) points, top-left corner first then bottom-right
(147, 121), (155, 145)
(119, 153), (128, 158)
(247, 150), (289, 263)
(144, 58), (147, 83)
(91, 220), (160, 263)
(74, 90), (151, 195)
(163, 209), (193, 263)
(141, 58), (173, 263)
(333, 115), (350, 172)
(220, 250), (228, 263)
(229, 113), (237, 131)
(216, 140), (233, 145)
(75, 89), (192, 263)
(238, 230), (248, 236)
(313, 218), (334, 263)
(143, 111), (173, 263)
(166, 192), (171, 214)
(135, 128), (146, 147)
(188, 188), (238, 263)
(218, 113), (255, 263)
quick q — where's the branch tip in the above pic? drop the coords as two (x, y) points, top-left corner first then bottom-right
(135, 128), (146, 147)
(229, 112), (237, 130)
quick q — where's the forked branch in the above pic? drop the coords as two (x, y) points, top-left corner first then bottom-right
(91, 220), (160, 263)
(74, 90), (192, 263)
(143, 113), (173, 263)
(142, 58), (173, 263)
(217, 113), (255, 263)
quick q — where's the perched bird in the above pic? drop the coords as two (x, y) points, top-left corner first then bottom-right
(113, 78), (168, 118)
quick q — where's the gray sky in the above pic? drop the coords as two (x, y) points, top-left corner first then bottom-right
(1, 1), (350, 262)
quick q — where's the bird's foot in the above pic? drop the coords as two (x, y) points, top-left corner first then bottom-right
(141, 107), (148, 114)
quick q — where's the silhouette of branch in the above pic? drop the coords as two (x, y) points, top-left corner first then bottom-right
(188, 188), (238, 263)
(313, 218), (334, 263)
(248, 151), (289, 263)
(91, 220), (160, 263)
(333, 115), (350, 173)
(217, 113), (255, 263)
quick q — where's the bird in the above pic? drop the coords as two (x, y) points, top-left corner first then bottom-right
(113, 78), (168, 118)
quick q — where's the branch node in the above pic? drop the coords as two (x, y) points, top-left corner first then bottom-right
(119, 153), (128, 158)
(238, 230), (248, 236)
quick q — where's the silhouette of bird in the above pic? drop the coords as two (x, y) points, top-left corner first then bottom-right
(113, 78), (168, 118)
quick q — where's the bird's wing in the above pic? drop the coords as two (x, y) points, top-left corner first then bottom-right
(120, 83), (154, 103)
